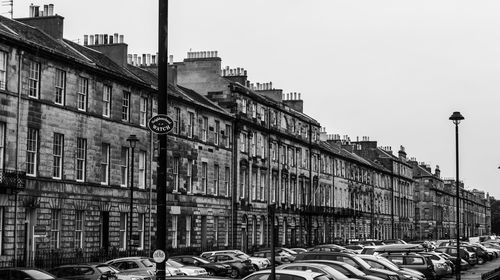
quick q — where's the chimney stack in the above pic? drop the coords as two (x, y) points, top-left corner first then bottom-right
(17, 3), (64, 39)
(85, 32), (129, 67)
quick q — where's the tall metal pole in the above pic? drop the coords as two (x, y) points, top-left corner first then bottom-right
(454, 122), (461, 280)
(129, 146), (135, 254)
(156, 0), (168, 279)
(269, 203), (276, 280)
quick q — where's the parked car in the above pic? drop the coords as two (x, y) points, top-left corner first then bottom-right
(294, 251), (400, 280)
(241, 269), (329, 280)
(168, 256), (232, 276)
(297, 259), (385, 280)
(382, 240), (407, 245)
(309, 244), (349, 253)
(106, 256), (181, 278)
(344, 245), (364, 254)
(200, 250), (270, 270)
(380, 253), (436, 280)
(290, 248), (308, 254)
(0, 268), (60, 280)
(419, 252), (453, 277)
(435, 246), (477, 266)
(252, 250), (292, 265)
(277, 263), (353, 280)
(360, 246), (381, 255)
(207, 252), (255, 278)
(49, 264), (119, 280)
(358, 254), (425, 280)
(165, 260), (207, 276)
(373, 244), (425, 254)
(434, 251), (470, 271)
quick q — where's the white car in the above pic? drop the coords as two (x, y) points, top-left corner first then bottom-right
(242, 269), (329, 280)
(106, 256), (183, 278)
(166, 259), (208, 276)
(201, 250), (270, 270)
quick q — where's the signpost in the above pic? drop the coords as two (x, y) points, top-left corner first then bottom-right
(152, 249), (166, 263)
(148, 114), (173, 134)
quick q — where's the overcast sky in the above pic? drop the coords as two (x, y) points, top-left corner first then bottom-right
(8, 1), (500, 199)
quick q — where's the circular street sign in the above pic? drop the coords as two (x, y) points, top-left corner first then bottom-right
(148, 114), (173, 134)
(152, 249), (166, 263)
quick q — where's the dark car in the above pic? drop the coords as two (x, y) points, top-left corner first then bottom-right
(49, 264), (118, 280)
(0, 268), (60, 280)
(467, 244), (492, 263)
(294, 252), (399, 280)
(252, 250), (293, 265)
(377, 253), (435, 280)
(207, 253), (254, 278)
(359, 254), (425, 280)
(435, 246), (477, 266)
(298, 260), (385, 280)
(169, 256), (232, 277)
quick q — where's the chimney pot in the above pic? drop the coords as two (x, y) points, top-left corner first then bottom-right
(152, 54), (156, 64)
(119, 35), (124, 43)
(29, 4), (34, 17)
(215, 51), (218, 57)
(99, 34), (104, 45)
(94, 34), (99, 44)
(34, 6), (40, 17)
(109, 35), (114, 44)
(43, 5), (48, 17)
(104, 34), (108, 44)
(270, 82), (272, 89)
(128, 54), (132, 64)
(299, 93), (301, 99)
(48, 4), (54, 16)
(89, 35), (94, 45)
(114, 33), (119, 43)
(294, 92), (297, 100)
(147, 54), (152, 65)
(133, 54), (138, 66)
(138, 56), (142, 66)
(244, 70), (247, 76)
(141, 54), (146, 66)
(83, 35), (88, 46)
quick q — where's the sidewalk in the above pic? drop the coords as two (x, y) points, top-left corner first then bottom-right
(441, 258), (500, 280)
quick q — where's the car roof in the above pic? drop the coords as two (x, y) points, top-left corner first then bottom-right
(252, 269), (324, 278)
(107, 257), (150, 261)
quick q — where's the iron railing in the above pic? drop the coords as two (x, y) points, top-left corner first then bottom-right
(0, 169), (26, 194)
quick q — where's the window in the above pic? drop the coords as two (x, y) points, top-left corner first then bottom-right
(187, 160), (193, 193)
(225, 124), (232, 147)
(173, 157), (179, 191)
(76, 138), (86, 182)
(251, 170), (257, 200)
(173, 107), (180, 134)
(54, 69), (66, 105)
(224, 166), (230, 197)
(122, 91), (130, 121)
(50, 209), (61, 249)
(201, 116), (208, 141)
(188, 112), (194, 138)
(28, 61), (40, 98)
(103, 85), (111, 117)
(74, 211), (84, 248)
(138, 151), (146, 189)
(140, 97), (148, 126)
(241, 99), (247, 113)
(251, 133), (257, 156)
(202, 162), (208, 193)
(120, 147), (129, 187)
(138, 214), (145, 250)
(240, 133), (247, 152)
(119, 213), (127, 250)
(26, 128), (38, 176)
(0, 51), (6, 90)
(214, 120), (220, 145)
(52, 133), (64, 179)
(214, 164), (219, 195)
(0, 122), (4, 169)
(177, 215), (192, 247)
(100, 144), (110, 184)
(214, 216), (219, 245)
(77, 76), (88, 111)
(260, 173), (266, 201)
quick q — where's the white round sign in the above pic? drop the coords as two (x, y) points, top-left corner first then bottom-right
(152, 249), (166, 263)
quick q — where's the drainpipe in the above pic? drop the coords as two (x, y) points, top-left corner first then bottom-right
(231, 119), (238, 248)
(14, 50), (23, 263)
(308, 125), (312, 246)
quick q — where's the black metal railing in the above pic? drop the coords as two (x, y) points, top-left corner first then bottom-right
(0, 169), (26, 194)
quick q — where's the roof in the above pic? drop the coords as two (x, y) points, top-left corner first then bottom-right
(175, 84), (232, 117)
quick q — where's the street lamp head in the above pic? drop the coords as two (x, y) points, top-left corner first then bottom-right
(127, 134), (139, 148)
(449, 111), (464, 125)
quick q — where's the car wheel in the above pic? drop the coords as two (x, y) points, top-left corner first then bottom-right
(207, 270), (215, 276)
(253, 264), (259, 271)
(478, 257), (485, 265)
(230, 268), (240, 279)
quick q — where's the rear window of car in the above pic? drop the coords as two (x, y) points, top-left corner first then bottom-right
(386, 256), (403, 264)
(405, 257), (424, 265)
(23, 270), (56, 280)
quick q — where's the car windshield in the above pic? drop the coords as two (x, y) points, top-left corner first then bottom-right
(378, 258), (400, 270)
(23, 270), (56, 280)
(192, 257), (211, 264)
(350, 255), (371, 270)
(281, 248), (297, 255)
(141, 259), (155, 267)
(167, 260), (183, 267)
(313, 275), (331, 280)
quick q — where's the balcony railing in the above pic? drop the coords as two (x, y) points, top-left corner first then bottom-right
(0, 169), (26, 194)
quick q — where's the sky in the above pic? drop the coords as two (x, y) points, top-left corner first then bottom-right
(6, 0), (500, 198)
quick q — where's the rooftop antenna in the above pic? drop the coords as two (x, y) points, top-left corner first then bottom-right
(2, 0), (12, 19)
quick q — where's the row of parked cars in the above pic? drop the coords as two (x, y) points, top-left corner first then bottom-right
(3, 237), (500, 280)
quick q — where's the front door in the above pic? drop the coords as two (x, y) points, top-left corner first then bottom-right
(201, 216), (207, 249)
(101, 211), (110, 251)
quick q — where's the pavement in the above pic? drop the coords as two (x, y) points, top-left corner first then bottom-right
(441, 258), (500, 280)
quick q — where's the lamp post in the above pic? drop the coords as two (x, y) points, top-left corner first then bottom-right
(449, 111), (464, 280)
(127, 134), (139, 254)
